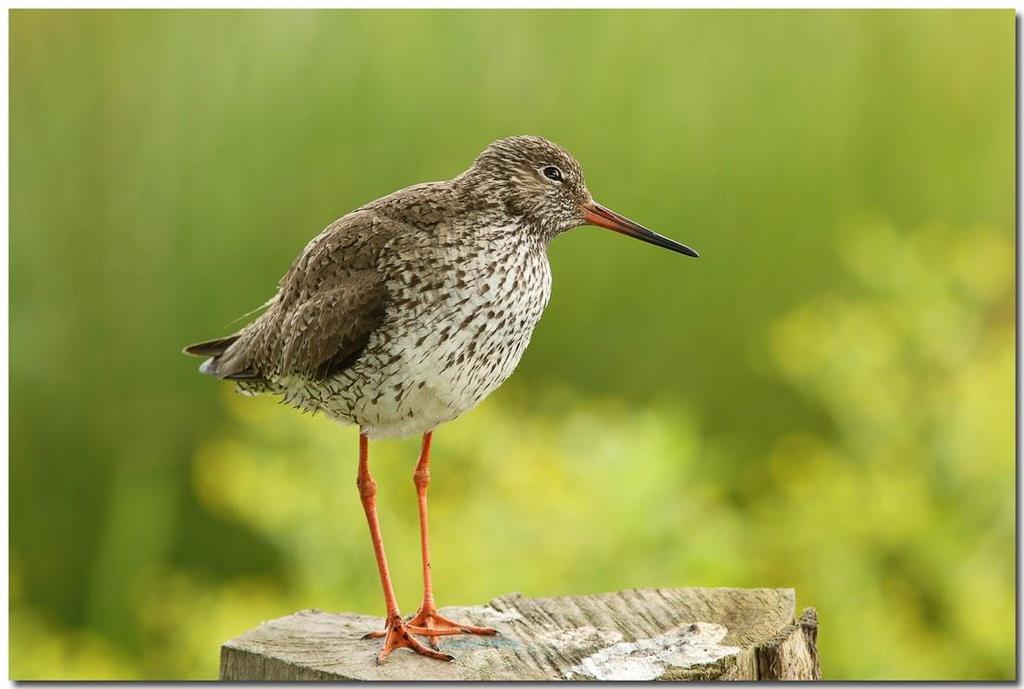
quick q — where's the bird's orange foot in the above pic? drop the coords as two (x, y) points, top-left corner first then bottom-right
(362, 614), (455, 664)
(405, 605), (498, 648)
(363, 607), (499, 650)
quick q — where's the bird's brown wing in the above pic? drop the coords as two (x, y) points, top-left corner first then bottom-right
(187, 209), (395, 381)
(276, 269), (385, 379)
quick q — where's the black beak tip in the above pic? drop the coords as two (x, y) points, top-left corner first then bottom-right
(683, 246), (700, 258)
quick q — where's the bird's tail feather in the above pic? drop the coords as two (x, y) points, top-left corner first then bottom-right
(183, 335), (240, 358)
(183, 334), (263, 380)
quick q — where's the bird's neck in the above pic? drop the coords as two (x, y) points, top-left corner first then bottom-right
(451, 175), (562, 249)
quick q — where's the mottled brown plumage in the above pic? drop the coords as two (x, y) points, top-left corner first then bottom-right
(184, 135), (697, 664)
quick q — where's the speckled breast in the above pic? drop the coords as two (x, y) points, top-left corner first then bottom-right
(319, 225), (552, 438)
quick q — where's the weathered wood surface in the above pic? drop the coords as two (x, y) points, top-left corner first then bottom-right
(220, 588), (819, 681)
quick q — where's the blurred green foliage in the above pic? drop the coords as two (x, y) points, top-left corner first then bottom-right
(10, 9), (1013, 680)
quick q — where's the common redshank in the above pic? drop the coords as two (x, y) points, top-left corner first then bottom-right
(184, 136), (698, 663)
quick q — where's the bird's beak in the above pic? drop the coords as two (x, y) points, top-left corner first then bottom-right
(581, 202), (699, 258)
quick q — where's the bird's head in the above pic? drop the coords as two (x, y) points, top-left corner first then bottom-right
(458, 135), (698, 257)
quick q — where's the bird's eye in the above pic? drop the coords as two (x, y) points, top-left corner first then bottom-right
(542, 166), (564, 182)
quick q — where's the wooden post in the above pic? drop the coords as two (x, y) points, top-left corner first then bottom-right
(220, 588), (819, 681)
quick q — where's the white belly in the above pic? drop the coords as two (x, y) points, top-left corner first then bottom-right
(323, 231), (552, 438)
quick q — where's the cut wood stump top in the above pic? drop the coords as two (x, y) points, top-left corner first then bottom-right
(220, 587), (819, 681)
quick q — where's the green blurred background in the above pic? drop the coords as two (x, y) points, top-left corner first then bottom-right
(10, 9), (1014, 680)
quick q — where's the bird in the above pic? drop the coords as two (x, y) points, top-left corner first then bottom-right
(184, 135), (698, 664)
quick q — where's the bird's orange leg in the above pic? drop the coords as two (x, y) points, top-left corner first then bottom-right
(356, 433), (453, 664)
(404, 431), (497, 647)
